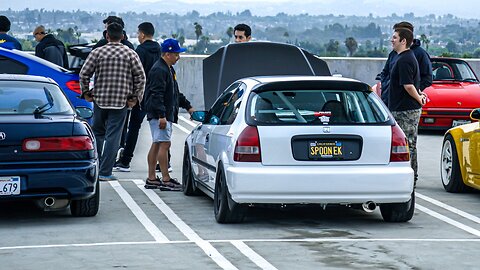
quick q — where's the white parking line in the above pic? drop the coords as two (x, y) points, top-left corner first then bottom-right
(3, 238), (480, 251)
(133, 180), (238, 270)
(178, 115), (198, 127)
(231, 240), (278, 270)
(109, 181), (169, 243)
(417, 192), (480, 225)
(416, 203), (480, 237)
(173, 123), (192, 134)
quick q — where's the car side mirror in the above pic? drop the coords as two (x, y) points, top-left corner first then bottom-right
(76, 106), (93, 119)
(470, 108), (480, 120)
(191, 111), (207, 122)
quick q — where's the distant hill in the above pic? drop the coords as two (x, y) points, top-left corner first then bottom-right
(1, 0), (479, 19)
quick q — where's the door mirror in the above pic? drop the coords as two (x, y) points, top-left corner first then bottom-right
(191, 111), (207, 122)
(75, 106), (93, 119)
(470, 108), (480, 120)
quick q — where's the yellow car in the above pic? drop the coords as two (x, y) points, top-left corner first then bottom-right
(441, 108), (480, 192)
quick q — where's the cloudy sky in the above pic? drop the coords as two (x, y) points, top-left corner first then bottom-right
(1, 0), (478, 19)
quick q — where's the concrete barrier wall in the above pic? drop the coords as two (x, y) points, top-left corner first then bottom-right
(175, 55), (480, 110)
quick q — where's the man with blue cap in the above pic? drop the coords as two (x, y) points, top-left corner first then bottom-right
(143, 38), (194, 190)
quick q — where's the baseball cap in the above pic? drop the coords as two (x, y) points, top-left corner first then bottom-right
(102, 16), (124, 28)
(161, 38), (187, 53)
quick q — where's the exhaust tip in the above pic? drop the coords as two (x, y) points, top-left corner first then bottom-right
(44, 197), (55, 207)
(362, 201), (376, 212)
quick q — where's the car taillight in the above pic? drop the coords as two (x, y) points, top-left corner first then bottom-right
(23, 136), (94, 152)
(65, 80), (81, 94)
(234, 126), (261, 162)
(390, 124), (410, 162)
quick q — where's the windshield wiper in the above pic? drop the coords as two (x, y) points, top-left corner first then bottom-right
(460, 78), (478, 82)
(33, 87), (54, 117)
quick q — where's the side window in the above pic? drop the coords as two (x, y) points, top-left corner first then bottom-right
(221, 83), (246, 125)
(0, 56), (28, 74)
(206, 82), (239, 125)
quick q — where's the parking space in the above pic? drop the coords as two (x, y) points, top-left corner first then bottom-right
(2, 115), (480, 269)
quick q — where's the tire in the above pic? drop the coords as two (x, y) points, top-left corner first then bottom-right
(182, 145), (201, 196)
(441, 135), (468, 193)
(380, 191), (415, 222)
(213, 166), (245, 223)
(71, 180), (100, 217)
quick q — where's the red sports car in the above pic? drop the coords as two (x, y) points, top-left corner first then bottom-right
(421, 57), (480, 129)
(373, 57), (480, 130)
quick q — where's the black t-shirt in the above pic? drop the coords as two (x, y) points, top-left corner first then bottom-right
(388, 49), (421, 112)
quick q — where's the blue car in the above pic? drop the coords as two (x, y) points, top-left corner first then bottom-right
(0, 47), (92, 111)
(0, 74), (99, 216)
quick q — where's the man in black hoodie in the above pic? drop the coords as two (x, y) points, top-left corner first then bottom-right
(115, 22), (161, 172)
(93, 16), (134, 50)
(33, 25), (68, 68)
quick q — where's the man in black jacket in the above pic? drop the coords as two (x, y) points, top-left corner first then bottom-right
(93, 16), (134, 50)
(33, 25), (68, 68)
(115, 22), (161, 172)
(143, 38), (194, 190)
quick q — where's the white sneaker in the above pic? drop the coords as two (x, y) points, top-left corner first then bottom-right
(168, 165), (173, 173)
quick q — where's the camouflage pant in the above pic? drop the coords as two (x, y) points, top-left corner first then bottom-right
(391, 109), (422, 183)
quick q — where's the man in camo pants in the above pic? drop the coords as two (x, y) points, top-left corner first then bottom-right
(388, 27), (427, 187)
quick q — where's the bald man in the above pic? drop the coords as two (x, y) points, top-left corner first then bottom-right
(33, 25), (69, 68)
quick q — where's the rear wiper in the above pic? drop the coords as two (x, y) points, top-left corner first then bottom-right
(34, 87), (54, 116)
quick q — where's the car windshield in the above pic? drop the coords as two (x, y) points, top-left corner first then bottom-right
(248, 89), (390, 125)
(432, 60), (478, 82)
(0, 81), (74, 115)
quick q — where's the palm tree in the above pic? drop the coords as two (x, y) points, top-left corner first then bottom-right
(226, 27), (233, 41)
(344, 37), (358, 57)
(420, 34), (430, 52)
(194, 22), (203, 44)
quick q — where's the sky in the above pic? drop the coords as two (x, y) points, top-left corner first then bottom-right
(1, 0), (479, 19)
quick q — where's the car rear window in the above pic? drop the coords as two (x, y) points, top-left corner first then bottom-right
(248, 89), (390, 125)
(0, 81), (74, 115)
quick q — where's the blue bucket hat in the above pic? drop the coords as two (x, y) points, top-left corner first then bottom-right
(161, 38), (187, 53)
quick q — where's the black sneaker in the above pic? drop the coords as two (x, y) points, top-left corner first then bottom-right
(114, 161), (131, 172)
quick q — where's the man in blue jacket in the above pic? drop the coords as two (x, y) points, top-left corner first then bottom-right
(115, 22), (161, 172)
(143, 38), (194, 190)
(0, 16), (22, 50)
(379, 21), (432, 106)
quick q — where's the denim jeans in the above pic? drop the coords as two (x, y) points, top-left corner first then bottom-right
(91, 103), (128, 176)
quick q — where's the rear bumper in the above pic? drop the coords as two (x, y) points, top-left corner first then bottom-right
(226, 163), (413, 204)
(0, 160), (98, 201)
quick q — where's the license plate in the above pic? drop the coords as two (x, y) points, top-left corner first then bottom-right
(308, 141), (343, 159)
(0, 176), (21, 196)
(452, 120), (471, 127)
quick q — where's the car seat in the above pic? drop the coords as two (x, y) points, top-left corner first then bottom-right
(321, 100), (349, 123)
(255, 97), (278, 123)
(18, 99), (44, 113)
(435, 67), (452, 80)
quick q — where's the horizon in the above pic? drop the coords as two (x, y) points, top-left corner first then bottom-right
(1, 0), (479, 19)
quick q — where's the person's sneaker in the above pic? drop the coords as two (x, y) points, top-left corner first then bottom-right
(114, 161), (131, 172)
(99, 174), (119, 181)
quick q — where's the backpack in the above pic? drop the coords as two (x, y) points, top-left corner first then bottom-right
(43, 45), (65, 67)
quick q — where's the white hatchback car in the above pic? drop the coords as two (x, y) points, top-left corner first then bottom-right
(183, 76), (414, 223)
